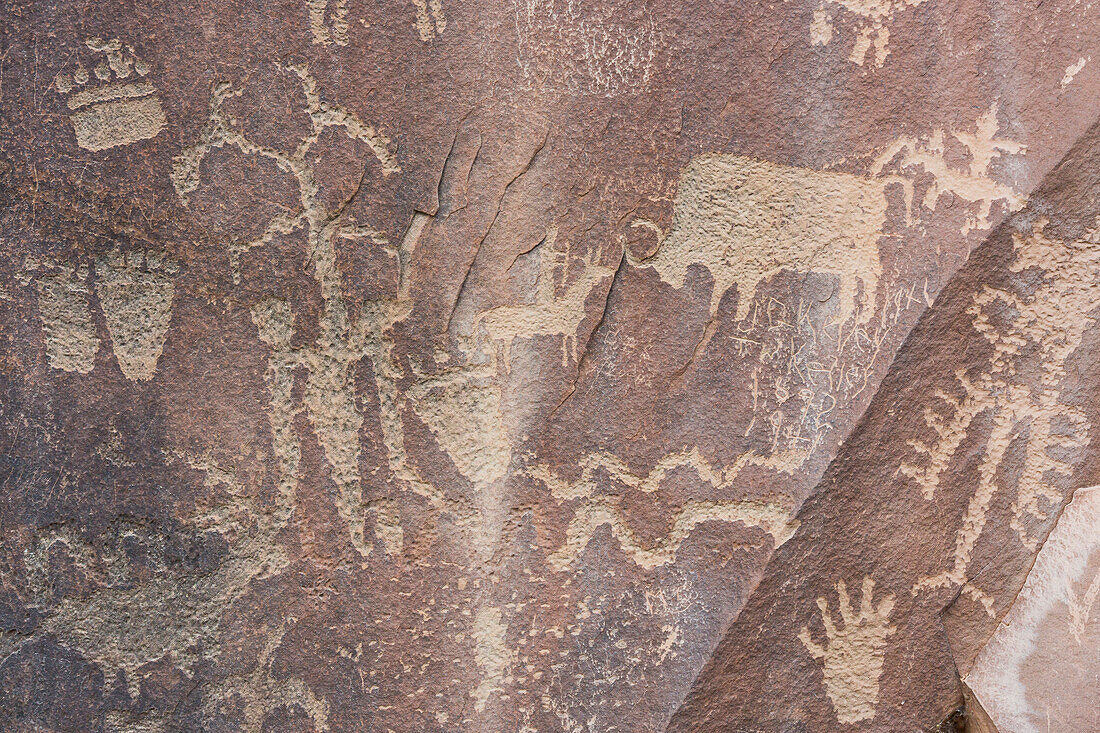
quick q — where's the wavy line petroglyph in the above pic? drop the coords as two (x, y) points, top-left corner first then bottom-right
(54, 38), (165, 151)
(799, 577), (896, 724)
(810, 0), (928, 67)
(871, 103), (1026, 236)
(629, 154), (887, 328)
(530, 447), (800, 570)
(476, 230), (618, 369)
(907, 220), (1099, 613)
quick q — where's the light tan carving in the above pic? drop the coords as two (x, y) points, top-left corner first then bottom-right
(54, 38), (165, 151)
(31, 261), (101, 374)
(309, 0), (349, 46)
(908, 220), (1098, 613)
(413, 0), (446, 40)
(871, 103), (1026, 235)
(810, 0), (928, 67)
(631, 154), (887, 328)
(799, 577), (896, 724)
(95, 248), (177, 381)
(471, 606), (513, 712)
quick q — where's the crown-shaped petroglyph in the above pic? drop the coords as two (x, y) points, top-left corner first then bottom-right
(53, 37), (165, 151)
(799, 577), (897, 724)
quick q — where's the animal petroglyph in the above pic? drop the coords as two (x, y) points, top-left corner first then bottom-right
(476, 233), (617, 369)
(175, 63), (401, 558)
(308, 0), (349, 46)
(908, 220), (1098, 613)
(54, 37), (165, 151)
(871, 103), (1026, 235)
(95, 248), (177, 381)
(531, 448), (798, 570)
(30, 261), (100, 374)
(630, 154), (886, 327)
(810, 0), (928, 67)
(799, 577), (896, 724)
(413, 0), (447, 41)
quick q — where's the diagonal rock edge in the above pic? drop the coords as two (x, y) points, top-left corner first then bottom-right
(667, 112), (1100, 731)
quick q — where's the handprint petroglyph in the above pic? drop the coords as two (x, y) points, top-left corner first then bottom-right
(799, 577), (896, 724)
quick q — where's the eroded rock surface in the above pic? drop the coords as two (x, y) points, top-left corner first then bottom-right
(2, 1), (1099, 731)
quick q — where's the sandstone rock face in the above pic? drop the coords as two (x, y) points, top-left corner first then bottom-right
(1, 2), (1098, 731)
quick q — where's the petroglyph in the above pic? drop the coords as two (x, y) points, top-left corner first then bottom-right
(308, 0), (349, 46)
(413, 0), (447, 41)
(1062, 56), (1089, 88)
(908, 220), (1098, 612)
(799, 577), (896, 724)
(512, 0), (661, 96)
(531, 448), (798, 570)
(471, 606), (513, 712)
(810, 0), (928, 67)
(871, 103), (1026, 235)
(54, 37), (165, 151)
(29, 260), (100, 374)
(476, 233), (617, 369)
(1068, 565), (1100, 643)
(94, 248), (177, 381)
(630, 154), (886, 327)
(175, 64), (401, 558)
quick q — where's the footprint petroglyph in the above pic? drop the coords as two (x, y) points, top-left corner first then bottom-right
(28, 260), (101, 374)
(94, 248), (178, 382)
(53, 37), (165, 151)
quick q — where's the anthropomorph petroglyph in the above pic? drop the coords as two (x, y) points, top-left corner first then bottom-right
(799, 577), (896, 724)
(413, 0), (446, 41)
(810, 0), (928, 67)
(872, 103), (1025, 236)
(174, 64), (402, 558)
(53, 37), (165, 151)
(629, 154), (887, 328)
(308, 0), (349, 46)
(907, 220), (1098, 613)
(530, 447), (799, 570)
(476, 231), (618, 369)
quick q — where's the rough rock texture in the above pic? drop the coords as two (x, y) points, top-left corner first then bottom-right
(1, 1), (1099, 731)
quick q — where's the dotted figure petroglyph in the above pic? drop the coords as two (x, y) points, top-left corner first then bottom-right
(25, 259), (101, 374)
(53, 37), (165, 151)
(413, 0), (447, 40)
(174, 63), (403, 559)
(908, 220), (1099, 613)
(871, 103), (1026, 236)
(811, 0), (928, 68)
(799, 577), (896, 724)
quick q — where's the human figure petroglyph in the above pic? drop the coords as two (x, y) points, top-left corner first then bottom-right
(908, 219), (1098, 613)
(54, 37), (165, 151)
(174, 63), (404, 559)
(799, 577), (896, 724)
